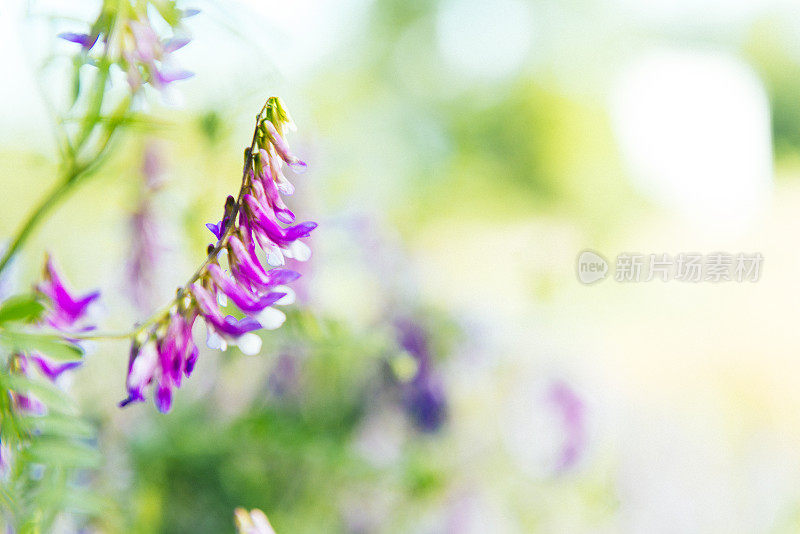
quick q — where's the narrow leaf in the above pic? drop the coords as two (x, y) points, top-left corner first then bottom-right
(0, 295), (45, 325)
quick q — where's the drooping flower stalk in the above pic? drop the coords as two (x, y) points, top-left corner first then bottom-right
(119, 97), (315, 412)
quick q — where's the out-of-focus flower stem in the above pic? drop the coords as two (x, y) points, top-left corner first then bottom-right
(0, 62), (116, 277)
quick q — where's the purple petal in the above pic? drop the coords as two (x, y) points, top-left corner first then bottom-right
(163, 36), (191, 53)
(222, 315), (262, 336)
(264, 269), (301, 286)
(193, 283), (262, 337)
(30, 354), (81, 381)
(39, 257), (100, 328)
(208, 263), (278, 314)
(58, 32), (98, 49)
(288, 160), (307, 174)
(206, 222), (222, 239)
(184, 345), (199, 377)
(283, 221), (317, 241)
(154, 68), (194, 85)
(154, 380), (172, 413)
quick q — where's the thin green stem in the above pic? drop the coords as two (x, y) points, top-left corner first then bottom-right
(0, 57), (115, 277)
(0, 176), (74, 275)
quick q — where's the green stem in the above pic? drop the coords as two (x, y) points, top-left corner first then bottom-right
(0, 176), (74, 275)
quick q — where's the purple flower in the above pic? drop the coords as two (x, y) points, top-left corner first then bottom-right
(121, 17), (194, 91)
(207, 264), (285, 315)
(6, 257), (99, 415)
(120, 312), (199, 411)
(37, 256), (99, 331)
(244, 194), (316, 248)
(121, 98), (314, 412)
(394, 319), (448, 433)
(261, 120), (307, 173)
(29, 354), (81, 381)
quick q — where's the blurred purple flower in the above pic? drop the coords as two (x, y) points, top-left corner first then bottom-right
(547, 380), (586, 472)
(126, 143), (166, 311)
(7, 257), (99, 415)
(395, 318), (447, 432)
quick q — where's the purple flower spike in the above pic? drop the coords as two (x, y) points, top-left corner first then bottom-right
(395, 319), (448, 433)
(118, 97), (312, 412)
(182, 8), (201, 18)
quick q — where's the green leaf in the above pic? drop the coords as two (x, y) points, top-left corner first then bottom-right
(61, 490), (106, 515)
(2, 374), (77, 415)
(0, 295), (46, 325)
(0, 331), (84, 362)
(34, 413), (95, 439)
(26, 437), (101, 469)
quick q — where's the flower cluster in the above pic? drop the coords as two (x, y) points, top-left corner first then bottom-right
(10, 257), (99, 414)
(120, 97), (316, 413)
(59, 1), (196, 92)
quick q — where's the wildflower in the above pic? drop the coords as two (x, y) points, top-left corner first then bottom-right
(59, 4), (195, 92)
(394, 318), (447, 432)
(9, 257), (99, 413)
(235, 508), (276, 534)
(120, 97), (316, 412)
(37, 255), (99, 332)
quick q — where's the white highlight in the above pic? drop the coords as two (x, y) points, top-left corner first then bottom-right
(610, 49), (772, 232)
(436, 0), (533, 81)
